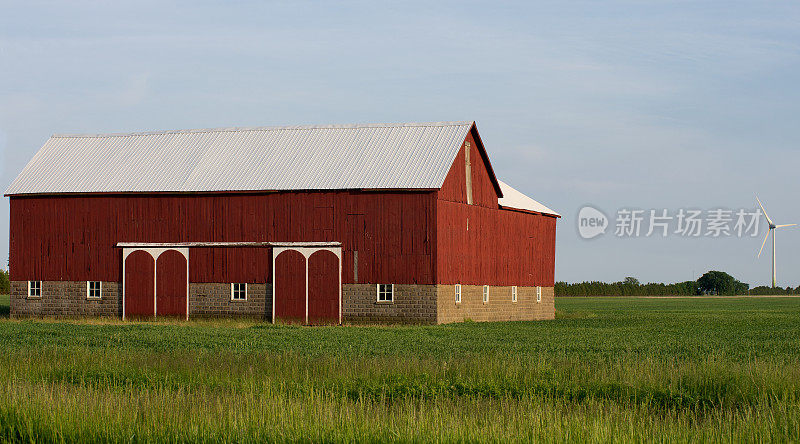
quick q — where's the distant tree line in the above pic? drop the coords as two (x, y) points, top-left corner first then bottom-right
(0, 269), (8, 294)
(555, 272), (800, 297)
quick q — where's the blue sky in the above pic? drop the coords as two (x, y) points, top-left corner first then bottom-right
(1, 1), (799, 286)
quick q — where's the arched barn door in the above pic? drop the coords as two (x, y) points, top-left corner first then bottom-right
(124, 250), (155, 318)
(274, 250), (306, 323)
(156, 250), (187, 318)
(308, 250), (339, 325)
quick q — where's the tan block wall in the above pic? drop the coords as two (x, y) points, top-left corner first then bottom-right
(436, 285), (554, 324)
(189, 283), (270, 319)
(10, 281), (121, 318)
(342, 284), (437, 324)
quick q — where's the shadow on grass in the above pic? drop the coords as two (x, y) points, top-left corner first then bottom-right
(0, 294), (9, 318)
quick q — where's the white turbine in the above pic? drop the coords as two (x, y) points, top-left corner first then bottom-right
(756, 196), (797, 288)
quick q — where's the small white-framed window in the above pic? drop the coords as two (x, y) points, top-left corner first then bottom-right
(28, 281), (42, 298)
(536, 286), (542, 303)
(377, 284), (394, 302)
(512, 286), (517, 303)
(483, 285), (489, 304)
(455, 284), (462, 304)
(86, 281), (102, 299)
(231, 283), (247, 301)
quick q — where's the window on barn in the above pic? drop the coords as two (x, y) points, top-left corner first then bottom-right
(483, 285), (489, 303)
(87, 281), (102, 299)
(231, 283), (247, 301)
(512, 286), (517, 303)
(455, 284), (461, 304)
(28, 281), (41, 298)
(377, 284), (393, 302)
(536, 286), (542, 303)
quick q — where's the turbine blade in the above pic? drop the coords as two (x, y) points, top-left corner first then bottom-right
(757, 229), (770, 258)
(775, 224), (797, 228)
(756, 195), (773, 225)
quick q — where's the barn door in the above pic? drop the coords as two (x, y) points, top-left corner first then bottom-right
(156, 250), (188, 318)
(274, 250), (306, 323)
(308, 250), (339, 325)
(124, 250), (155, 318)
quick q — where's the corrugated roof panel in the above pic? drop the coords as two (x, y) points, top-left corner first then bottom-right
(5, 121), (475, 195)
(498, 180), (560, 217)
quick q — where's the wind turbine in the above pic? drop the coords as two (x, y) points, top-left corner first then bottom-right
(756, 196), (797, 288)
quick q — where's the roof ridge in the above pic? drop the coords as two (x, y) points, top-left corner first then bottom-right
(51, 121), (475, 139)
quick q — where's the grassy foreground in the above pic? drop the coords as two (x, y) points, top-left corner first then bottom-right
(0, 294), (8, 317)
(0, 297), (798, 442)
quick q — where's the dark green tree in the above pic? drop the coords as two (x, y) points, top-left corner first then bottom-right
(0, 269), (9, 294)
(697, 271), (748, 296)
(623, 277), (640, 286)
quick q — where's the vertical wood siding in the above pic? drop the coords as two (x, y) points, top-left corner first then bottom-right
(9, 191), (437, 285)
(124, 250), (154, 317)
(155, 250), (187, 317)
(307, 250), (339, 324)
(436, 128), (557, 287)
(274, 250), (306, 322)
(436, 199), (557, 286)
(437, 129), (499, 208)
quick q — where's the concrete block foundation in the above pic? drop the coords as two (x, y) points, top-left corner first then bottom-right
(10, 280), (554, 323)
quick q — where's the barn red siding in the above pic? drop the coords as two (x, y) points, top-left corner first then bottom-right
(274, 250), (306, 323)
(156, 250), (187, 317)
(308, 250), (339, 324)
(436, 198), (557, 287)
(438, 129), (499, 208)
(124, 250), (155, 317)
(9, 191), (437, 285)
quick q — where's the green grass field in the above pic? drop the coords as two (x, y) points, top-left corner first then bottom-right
(0, 294), (8, 318)
(0, 297), (798, 442)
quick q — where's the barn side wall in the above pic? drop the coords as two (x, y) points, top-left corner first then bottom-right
(9, 280), (553, 323)
(190, 283), (271, 319)
(9, 191), (437, 285)
(342, 284), (437, 324)
(10, 281), (121, 318)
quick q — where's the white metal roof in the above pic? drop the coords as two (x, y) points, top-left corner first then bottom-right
(5, 121), (475, 195)
(498, 180), (560, 217)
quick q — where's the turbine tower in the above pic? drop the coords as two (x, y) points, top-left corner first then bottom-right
(756, 196), (797, 288)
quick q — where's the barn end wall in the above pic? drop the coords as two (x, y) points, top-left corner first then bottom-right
(436, 199), (557, 287)
(435, 126), (558, 288)
(436, 285), (554, 324)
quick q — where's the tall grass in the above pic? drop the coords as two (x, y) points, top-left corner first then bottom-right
(0, 294), (9, 318)
(0, 297), (798, 441)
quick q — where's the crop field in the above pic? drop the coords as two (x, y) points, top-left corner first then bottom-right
(0, 296), (798, 442)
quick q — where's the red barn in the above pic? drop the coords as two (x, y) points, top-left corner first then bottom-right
(5, 121), (559, 323)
